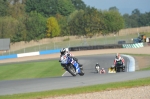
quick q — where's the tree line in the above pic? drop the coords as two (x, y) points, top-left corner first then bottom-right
(0, 0), (149, 43)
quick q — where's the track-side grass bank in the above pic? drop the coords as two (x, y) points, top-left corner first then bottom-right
(0, 60), (64, 80)
(0, 77), (150, 99)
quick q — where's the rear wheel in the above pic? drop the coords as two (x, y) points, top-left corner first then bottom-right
(79, 67), (84, 76)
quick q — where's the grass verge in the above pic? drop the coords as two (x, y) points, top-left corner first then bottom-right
(123, 53), (150, 71)
(0, 77), (150, 99)
(0, 60), (64, 80)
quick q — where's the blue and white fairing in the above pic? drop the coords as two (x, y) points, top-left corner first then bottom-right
(60, 55), (81, 73)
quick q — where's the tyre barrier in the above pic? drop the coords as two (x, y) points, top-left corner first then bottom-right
(122, 43), (144, 48)
(69, 44), (123, 51)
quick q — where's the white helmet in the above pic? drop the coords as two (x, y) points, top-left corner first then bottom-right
(102, 68), (104, 70)
(65, 48), (69, 53)
(96, 63), (99, 66)
(116, 53), (120, 59)
(60, 48), (66, 55)
(111, 65), (115, 68)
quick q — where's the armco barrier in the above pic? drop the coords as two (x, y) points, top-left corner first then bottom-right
(17, 52), (40, 58)
(122, 43), (144, 48)
(0, 49), (60, 60)
(0, 54), (17, 60)
(122, 54), (135, 72)
(69, 44), (123, 51)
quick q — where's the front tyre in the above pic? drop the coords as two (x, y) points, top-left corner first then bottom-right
(67, 64), (77, 76)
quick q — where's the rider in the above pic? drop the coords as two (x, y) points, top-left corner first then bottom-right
(59, 48), (82, 66)
(100, 68), (106, 74)
(95, 63), (100, 68)
(95, 63), (100, 72)
(114, 53), (125, 69)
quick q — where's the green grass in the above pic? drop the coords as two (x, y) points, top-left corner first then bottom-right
(139, 66), (150, 70)
(124, 53), (150, 56)
(0, 77), (150, 99)
(0, 60), (64, 80)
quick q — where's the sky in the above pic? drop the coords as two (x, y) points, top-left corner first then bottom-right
(82, 0), (150, 15)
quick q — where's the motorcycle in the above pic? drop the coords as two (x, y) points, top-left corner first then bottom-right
(60, 55), (84, 76)
(115, 60), (125, 72)
(95, 64), (100, 73)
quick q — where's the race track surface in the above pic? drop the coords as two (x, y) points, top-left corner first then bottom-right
(0, 54), (150, 95)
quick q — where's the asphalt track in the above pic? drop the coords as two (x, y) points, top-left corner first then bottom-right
(0, 54), (150, 95)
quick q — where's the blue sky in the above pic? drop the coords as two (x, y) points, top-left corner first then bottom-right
(82, 0), (150, 15)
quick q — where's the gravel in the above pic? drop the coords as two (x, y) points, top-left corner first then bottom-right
(44, 86), (150, 99)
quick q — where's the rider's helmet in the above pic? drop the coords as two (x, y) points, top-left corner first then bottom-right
(116, 53), (120, 59)
(65, 48), (69, 53)
(60, 48), (66, 55)
(96, 63), (99, 66)
(111, 65), (115, 69)
(102, 68), (104, 70)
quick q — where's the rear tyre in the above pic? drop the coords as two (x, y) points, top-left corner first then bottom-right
(79, 67), (84, 76)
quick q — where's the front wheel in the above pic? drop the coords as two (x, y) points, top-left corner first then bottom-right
(67, 64), (77, 76)
(95, 66), (100, 73)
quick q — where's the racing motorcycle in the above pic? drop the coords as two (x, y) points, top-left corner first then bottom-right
(115, 60), (125, 72)
(95, 63), (100, 73)
(59, 55), (84, 76)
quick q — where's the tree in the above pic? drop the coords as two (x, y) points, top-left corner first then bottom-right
(25, 0), (75, 17)
(0, 16), (19, 39)
(11, 19), (27, 42)
(71, 0), (86, 10)
(109, 6), (119, 12)
(25, 11), (47, 41)
(8, 2), (26, 19)
(67, 7), (104, 37)
(57, 0), (75, 16)
(55, 14), (68, 36)
(0, 0), (9, 16)
(46, 17), (60, 38)
(102, 10), (124, 35)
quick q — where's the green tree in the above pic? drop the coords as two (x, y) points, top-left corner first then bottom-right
(57, 0), (75, 16)
(11, 19), (27, 42)
(83, 7), (102, 37)
(102, 10), (124, 35)
(0, 0), (9, 16)
(139, 12), (150, 26)
(109, 6), (119, 12)
(55, 14), (68, 36)
(25, 11), (46, 41)
(25, 0), (75, 17)
(8, 2), (26, 19)
(46, 17), (60, 38)
(71, 0), (86, 10)
(0, 16), (19, 39)
(68, 10), (85, 36)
